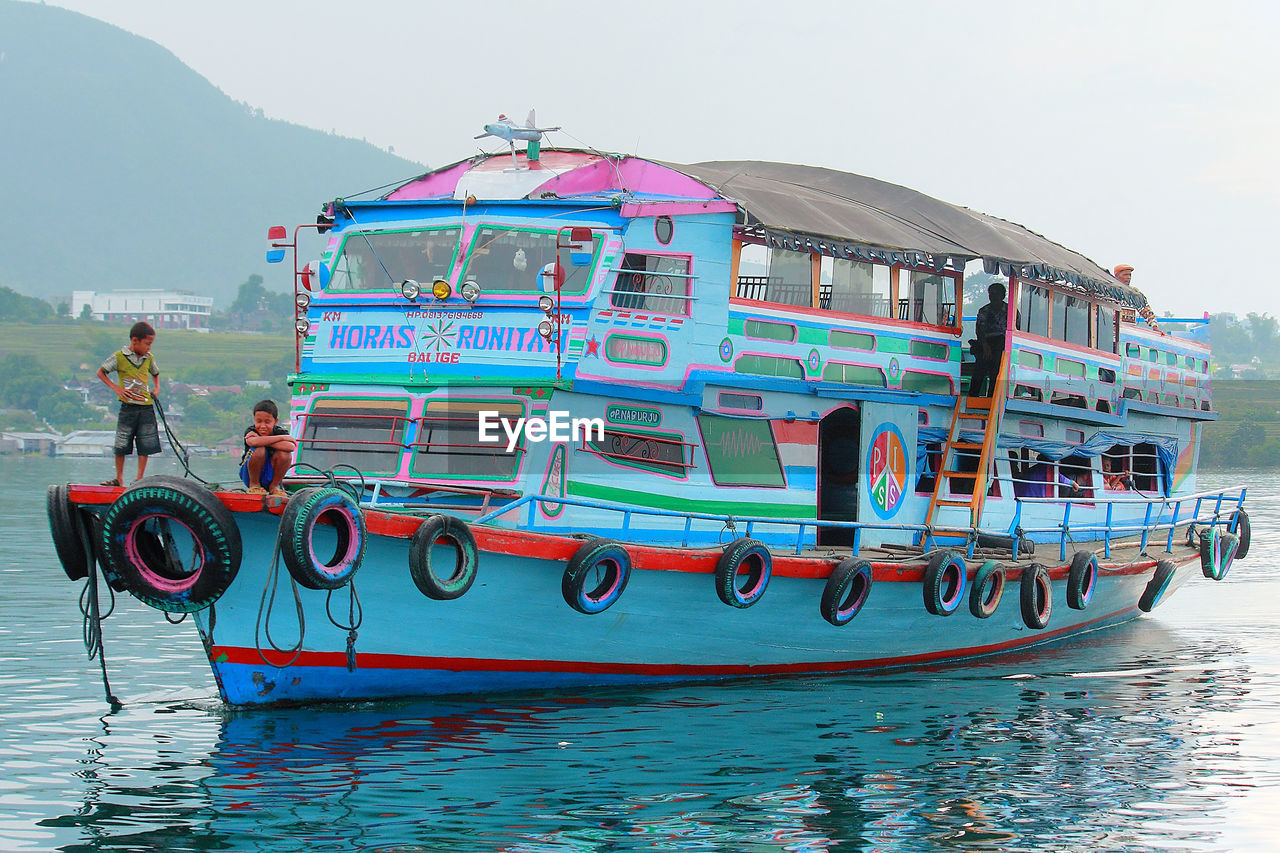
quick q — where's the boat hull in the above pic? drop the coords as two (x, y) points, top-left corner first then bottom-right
(135, 497), (1208, 707)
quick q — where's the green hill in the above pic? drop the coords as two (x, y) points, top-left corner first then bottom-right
(0, 1), (426, 308)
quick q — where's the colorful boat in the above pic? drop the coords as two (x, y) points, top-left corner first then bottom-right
(49, 133), (1251, 706)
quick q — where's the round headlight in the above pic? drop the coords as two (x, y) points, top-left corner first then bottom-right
(460, 280), (481, 302)
(295, 318), (310, 335)
(432, 279), (452, 300)
(400, 279), (421, 300)
(537, 320), (553, 339)
(538, 295), (555, 314)
(295, 292), (311, 311)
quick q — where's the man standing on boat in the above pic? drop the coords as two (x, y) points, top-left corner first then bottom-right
(972, 282), (1010, 397)
(1116, 264), (1165, 335)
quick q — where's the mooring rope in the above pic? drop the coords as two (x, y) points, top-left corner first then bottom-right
(151, 394), (214, 486)
(326, 583), (363, 672)
(254, 525), (306, 669)
(76, 513), (121, 710)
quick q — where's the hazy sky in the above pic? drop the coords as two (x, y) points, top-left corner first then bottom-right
(36, 0), (1280, 315)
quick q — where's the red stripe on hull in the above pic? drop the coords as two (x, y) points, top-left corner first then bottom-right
(211, 606), (1136, 676)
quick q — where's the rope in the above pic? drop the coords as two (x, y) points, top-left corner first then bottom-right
(76, 513), (121, 710)
(254, 524), (306, 669)
(152, 394), (212, 486)
(326, 583), (363, 672)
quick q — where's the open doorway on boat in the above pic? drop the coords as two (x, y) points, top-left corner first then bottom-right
(818, 407), (860, 547)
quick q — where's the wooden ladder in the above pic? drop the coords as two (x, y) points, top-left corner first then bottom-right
(920, 350), (1009, 549)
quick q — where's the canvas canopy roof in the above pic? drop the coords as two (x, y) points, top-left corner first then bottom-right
(670, 161), (1146, 309)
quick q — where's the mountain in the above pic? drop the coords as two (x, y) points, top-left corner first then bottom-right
(0, 1), (425, 307)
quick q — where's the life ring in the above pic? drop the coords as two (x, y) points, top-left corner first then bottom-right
(821, 558), (873, 626)
(280, 487), (366, 590)
(1019, 563), (1052, 630)
(1230, 509), (1251, 560)
(1067, 551), (1098, 611)
(1139, 560), (1178, 612)
(715, 538), (772, 608)
(1199, 527), (1239, 581)
(409, 514), (478, 600)
(968, 560), (1005, 619)
(923, 551), (966, 616)
(562, 538), (631, 614)
(98, 478), (242, 612)
(47, 483), (92, 582)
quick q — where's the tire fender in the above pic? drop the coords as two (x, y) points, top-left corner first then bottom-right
(280, 487), (366, 590)
(98, 479), (242, 612)
(1230, 509), (1251, 561)
(409, 514), (478, 600)
(562, 538), (631, 614)
(821, 558), (873, 626)
(968, 560), (1005, 619)
(1067, 551), (1098, 611)
(715, 538), (772, 608)
(923, 551), (966, 616)
(47, 483), (92, 582)
(1019, 563), (1052, 630)
(1139, 559), (1179, 612)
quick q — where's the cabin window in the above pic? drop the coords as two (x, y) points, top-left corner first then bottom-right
(1125, 342), (1141, 358)
(1102, 443), (1163, 494)
(825, 258), (892, 318)
(900, 270), (954, 326)
(1097, 305), (1118, 353)
(299, 398), (410, 475)
(735, 355), (805, 379)
(1166, 351), (1178, 366)
(585, 428), (693, 478)
(1059, 455), (1094, 500)
(1131, 442), (1164, 493)
(901, 371), (953, 394)
(822, 362), (888, 387)
(610, 253), (691, 315)
(461, 226), (596, 293)
(1185, 355), (1195, 369)
(917, 441), (943, 494)
(330, 227), (462, 292)
(409, 399), (523, 480)
(1017, 283), (1051, 338)
(1051, 292), (1091, 348)
(718, 392), (763, 412)
(698, 415), (786, 487)
(1147, 348), (1159, 363)
(758, 247), (813, 306)
(744, 319), (797, 342)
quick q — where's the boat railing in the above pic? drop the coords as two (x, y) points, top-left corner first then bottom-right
(1011, 486), (1247, 562)
(468, 486), (1246, 559)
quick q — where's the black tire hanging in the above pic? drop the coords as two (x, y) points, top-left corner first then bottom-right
(1139, 560), (1178, 612)
(968, 560), (1005, 619)
(409, 514), (479, 600)
(715, 538), (772, 608)
(98, 478), (242, 612)
(923, 551), (967, 616)
(562, 538), (631, 614)
(1019, 563), (1052, 630)
(47, 483), (92, 582)
(1067, 551), (1098, 611)
(279, 487), (366, 590)
(1230, 509), (1251, 560)
(820, 558), (874, 626)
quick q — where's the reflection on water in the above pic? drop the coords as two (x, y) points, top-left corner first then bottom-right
(2, 459), (1280, 851)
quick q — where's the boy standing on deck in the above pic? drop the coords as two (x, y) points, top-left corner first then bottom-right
(95, 321), (160, 486)
(240, 399), (295, 496)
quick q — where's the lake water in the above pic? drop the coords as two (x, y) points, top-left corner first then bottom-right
(2, 457), (1279, 851)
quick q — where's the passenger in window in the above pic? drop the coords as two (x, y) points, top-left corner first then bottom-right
(971, 282), (1010, 397)
(1101, 456), (1128, 491)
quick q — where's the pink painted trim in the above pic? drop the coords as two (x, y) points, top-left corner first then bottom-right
(620, 201), (738, 217)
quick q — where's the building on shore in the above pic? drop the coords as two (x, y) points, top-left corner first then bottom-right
(71, 289), (213, 330)
(1, 432), (60, 455)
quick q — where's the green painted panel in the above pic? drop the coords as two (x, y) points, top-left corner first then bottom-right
(567, 480), (815, 518)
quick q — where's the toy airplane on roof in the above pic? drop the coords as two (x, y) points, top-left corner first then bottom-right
(475, 110), (561, 143)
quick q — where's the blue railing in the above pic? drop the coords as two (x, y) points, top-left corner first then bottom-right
(1011, 486), (1247, 561)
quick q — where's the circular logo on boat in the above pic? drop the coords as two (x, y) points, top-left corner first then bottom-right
(807, 348), (822, 374)
(888, 357), (901, 381)
(719, 337), (733, 362)
(866, 423), (908, 520)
